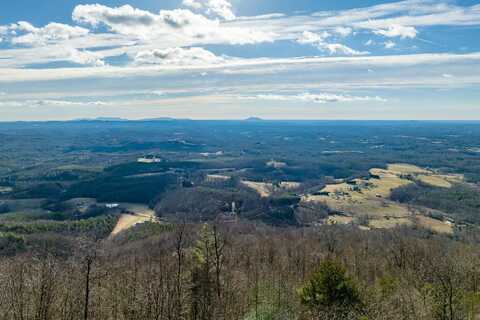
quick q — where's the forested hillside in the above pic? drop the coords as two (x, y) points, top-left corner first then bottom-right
(0, 223), (479, 320)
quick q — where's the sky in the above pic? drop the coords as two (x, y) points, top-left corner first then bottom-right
(0, 0), (480, 121)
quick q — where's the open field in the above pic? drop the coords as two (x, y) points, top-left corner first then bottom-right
(109, 203), (158, 238)
(241, 181), (272, 197)
(369, 217), (413, 229)
(206, 174), (231, 182)
(416, 173), (464, 188)
(415, 215), (454, 234)
(241, 180), (301, 197)
(110, 214), (152, 238)
(327, 215), (353, 225)
(387, 163), (431, 175)
(302, 163), (465, 232)
(279, 181), (301, 190)
(417, 175), (452, 188)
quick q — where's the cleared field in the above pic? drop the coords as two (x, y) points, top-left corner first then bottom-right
(206, 174), (231, 182)
(241, 181), (272, 197)
(415, 215), (454, 234)
(369, 217), (412, 229)
(363, 176), (413, 198)
(417, 175), (452, 188)
(321, 183), (352, 194)
(110, 214), (151, 237)
(117, 203), (156, 217)
(109, 203), (157, 238)
(387, 163), (431, 175)
(241, 180), (301, 197)
(327, 215), (353, 225)
(302, 163), (462, 232)
(304, 194), (411, 218)
(305, 165), (413, 219)
(279, 181), (301, 190)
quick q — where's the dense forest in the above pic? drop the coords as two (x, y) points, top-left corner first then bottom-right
(0, 223), (479, 320)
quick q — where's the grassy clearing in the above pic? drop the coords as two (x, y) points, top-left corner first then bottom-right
(241, 181), (301, 198)
(206, 174), (231, 182)
(109, 203), (158, 238)
(387, 163), (431, 175)
(369, 217), (412, 229)
(363, 176), (413, 198)
(241, 181), (273, 197)
(279, 182), (301, 190)
(417, 175), (452, 188)
(302, 163), (465, 232)
(415, 215), (454, 234)
(327, 215), (353, 225)
(110, 214), (152, 238)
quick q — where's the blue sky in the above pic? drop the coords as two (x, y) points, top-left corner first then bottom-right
(0, 0), (480, 120)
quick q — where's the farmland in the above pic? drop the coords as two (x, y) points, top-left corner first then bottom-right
(0, 120), (478, 246)
(301, 163), (463, 233)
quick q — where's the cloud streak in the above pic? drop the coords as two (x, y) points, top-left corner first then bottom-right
(0, 99), (109, 108)
(297, 31), (368, 56)
(240, 92), (386, 104)
(134, 47), (226, 66)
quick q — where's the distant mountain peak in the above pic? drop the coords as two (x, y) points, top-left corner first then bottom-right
(245, 117), (264, 121)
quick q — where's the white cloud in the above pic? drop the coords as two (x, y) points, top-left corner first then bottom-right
(67, 48), (105, 67)
(0, 99), (109, 108)
(4, 22), (89, 46)
(2, 52), (480, 84)
(334, 27), (353, 37)
(134, 47), (225, 66)
(323, 43), (368, 56)
(241, 92), (386, 104)
(374, 25), (418, 39)
(205, 0), (236, 21)
(183, 0), (203, 10)
(72, 4), (269, 45)
(384, 41), (396, 49)
(0, 44), (107, 68)
(235, 13), (286, 21)
(182, 0), (235, 20)
(228, 0), (480, 45)
(297, 30), (330, 44)
(2, 1), (478, 72)
(72, 4), (155, 31)
(297, 31), (367, 56)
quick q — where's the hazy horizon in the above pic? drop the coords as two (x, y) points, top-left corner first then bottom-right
(1, 0), (480, 121)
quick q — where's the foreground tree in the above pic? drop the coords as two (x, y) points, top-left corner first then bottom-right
(298, 259), (362, 319)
